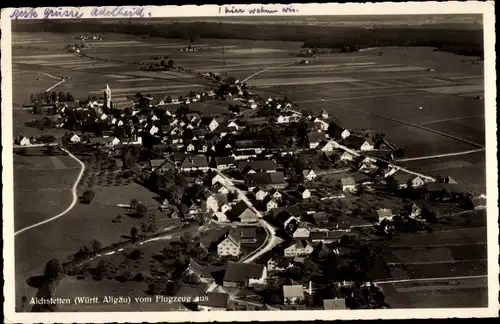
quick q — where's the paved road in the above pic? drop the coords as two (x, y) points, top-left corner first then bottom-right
(14, 146), (85, 236)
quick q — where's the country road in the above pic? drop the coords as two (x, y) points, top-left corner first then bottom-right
(242, 61), (298, 83)
(395, 148), (485, 162)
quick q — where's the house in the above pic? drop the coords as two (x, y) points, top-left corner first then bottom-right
(283, 285), (304, 305)
(323, 298), (347, 310)
(227, 200), (259, 223)
(269, 188), (283, 201)
(471, 195), (487, 210)
(341, 177), (357, 192)
(198, 292), (228, 311)
(202, 191), (219, 213)
(215, 194), (232, 214)
(309, 230), (356, 244)
(230, 227), (257, 244)
(321, 109), (329, 119)
(101, 130), (114, 138)
(15, 136), (31, 146)
(292, 223), (311, 239)
(393, 173), (425, 189)
(185, 258), (223, 283)
(69, 133), (81, 143)
(445, 176), (458, 184)
(105, 136), (121, 147)
(210, 173), (227, 187)
(284, 240), (314, 257)
(409, 203), (422, 219)
(239, 160), (277, 174)
(227, 121), (240, 130)
(217, 230), (241, 257)
(262, 196), (279, 212)
(298, 185), (311, 199)
(344, 136), (374, 151)
(186, 143), (196, 152)
(204, 118), (220, 132)
(149, 125), (159, 136)
(179, 200), (203, 218)
(340, 129), (351, 140)
(211, 182), (231, 196)
(88, 137), (106, 146)
(313, 118), (329, 131)
(340, 151), (354, 162)
(302, 169), (317, 181)
(213, 156), (236, 170)
(252, 187), (268, 201)
(309, 211), (329, 224)
(307, 132), (327, 149)
(245, 172), (287, 191)
(150, 158), (175, 172)
(180, 155), (209, 172)
(377, 208), (394, 223)
(317, 140), (338, 152)
(223, 262), (267, 288)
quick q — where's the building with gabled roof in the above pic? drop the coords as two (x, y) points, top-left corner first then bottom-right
(283, 285), (305, 304)
(223, 262), (267, 288)
(284, 240), (314, 257)
(341, 177), (357, 192)
(217, 230), (241, 257)
(180, 155), (209, 172)
(323, 298), (347, 310)
(245, 171), (287, 191)
(226, 200), (258, 223)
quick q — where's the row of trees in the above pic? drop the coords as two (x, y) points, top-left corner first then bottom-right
(30, 91), (75, 105)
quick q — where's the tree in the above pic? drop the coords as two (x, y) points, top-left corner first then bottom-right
(136, 203), (148, 217)
(44, 258), (62, 279)
(51, 91), (57, 103)
(130, 198), (139, 210)
(167, 59), (174, 69)
(394, 147), (406, 158)
(180, 232), (193, 247)
(58, 91), (67, 102)
(160, 59), (166, 67)
(90, 239), (102, 254)
(130, 226), (138, 241)
(45, 145), (55, 156)
(33, 101), (43, 115)
(66, 92), (74, 101)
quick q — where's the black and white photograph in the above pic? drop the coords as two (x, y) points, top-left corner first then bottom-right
(2, 2), (498, 322)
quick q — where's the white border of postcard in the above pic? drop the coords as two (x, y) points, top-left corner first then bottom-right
(2, 2), (498, 322)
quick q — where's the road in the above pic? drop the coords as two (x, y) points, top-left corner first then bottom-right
(395, 148), (485, 162)
(46, 79), (67, 92)
(14, 146), (85, 236)
(13, 143), (59, 149)
(374, 274), (488, 285)
(242, 61), (298, 83)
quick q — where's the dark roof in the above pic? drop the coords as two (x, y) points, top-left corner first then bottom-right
(227, 200), (254, 219)
(214, 156), (236, 166)
(180, 155), (208, 169)
(238, 160), (277, 173)
(393, 172), (418, 184)
(239, 227), (257, 239)
(235, 140), (264, 149)
(344, 135), (372, 149)
(270, 206), (300, 218)
(188, 258), (202, 275)
(199, 292), (228, 309)
(245, 172), (286, 186)
(223, 262), (265, 284)
(425, 182), (465, 193)
(307, 131), (327, 143)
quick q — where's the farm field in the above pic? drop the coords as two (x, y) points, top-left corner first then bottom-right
(379, 277), (488, 308)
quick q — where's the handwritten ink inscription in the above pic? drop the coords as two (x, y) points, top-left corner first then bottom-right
(224, 5), (299, 15)
(9, 6), (150, 19)
(90, 6), (150, 18)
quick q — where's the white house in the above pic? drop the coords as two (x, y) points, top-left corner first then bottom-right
(149, 125), (159, 136)
(17, 136), (31, 146)
(283, 285), (304, 305)
(211, 173), (227, 186)
(227, 121), (240, 130)
(321, 109), (329, 119)
(217, 232), (241, 257)
(205, 194), (219, 213)
(341, 177), (356, 192)
(277, 115), (291, 124)
(111, 118), (117, 125)
(284, 240), (314, 257)
(377, 208), (394, 223)
(313, 118), (329, 131)
(151, 114), (159, 121)
(292, 223), (311, 239)
(340, 151), (354, 162)
(360, 140), (375, 151)
(318, 140), (337, 152)
(106, 137), (121, 147)
(100, 113), (108, 121)
(253, 187), (268, 201)
(340, 129), (351, 139)
(264, 198), (278, 212)
(69, 133), (81, 143)
(117, 120), (124, 127)
(208, 119), (220, 132)
(187, 143), (196, 152)
(302, 169), (317, 181)
(298, 186), (311, 199)
(269, 188), (282, 201)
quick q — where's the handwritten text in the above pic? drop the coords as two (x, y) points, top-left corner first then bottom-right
(90, 6), (150, 18)
(223, 5), (299, 15)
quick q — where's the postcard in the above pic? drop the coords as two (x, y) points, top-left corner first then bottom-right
(2, 2), (498, 323)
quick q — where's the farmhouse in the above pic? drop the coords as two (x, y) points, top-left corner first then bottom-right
(298, 185), (311, 199)
(245, 172), (287, 191)
(217, 230), (241, 257)
(239, 160), (277, 174)
(292, 223), (311, 239)
(212, 156), (236, 170)
(344, 136), (374, 151)
(269, 188), (283, 201)
(252, 187), (268, 201)
(227, 200), (259, 223)
(302, 169), (317, 181)
(223, 262), (267, 288)
(69, 133), (81, 143)
(341, 177), (357, 192)
(150, 158), (175, 172)
(340, 151), (355, 162)
(180, 155), (209, 172)
(317, 140), (338, 152)
(393, 173), (425, 189)
(267, 256), (291, 272)
(377, 208), (395, 223)
(262, 196), (279, 212)
(284, 240), (314, 257)
(308, 132), (327, 149)
(15, 136), (31, 146)
(283, 285), (305, 305)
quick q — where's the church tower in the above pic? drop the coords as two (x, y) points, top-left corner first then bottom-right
(104, 84), (112, 109)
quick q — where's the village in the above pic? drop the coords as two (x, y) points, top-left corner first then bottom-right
(15, 70), (487, 312)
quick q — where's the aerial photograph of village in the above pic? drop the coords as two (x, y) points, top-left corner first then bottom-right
(11, 14), (488, 312)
